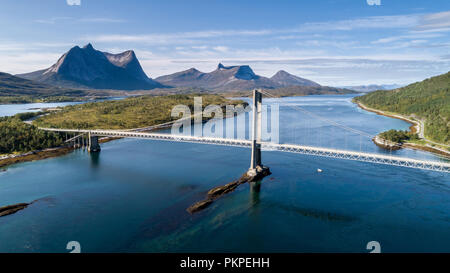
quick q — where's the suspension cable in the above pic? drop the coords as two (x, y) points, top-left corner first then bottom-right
(259, 89), (374, 138)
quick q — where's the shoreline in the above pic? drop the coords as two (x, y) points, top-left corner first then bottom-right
(2, 98), (448, 170)
(1, 95), (246, 169)
(0, 147), (75, 169)
(0, 137), (118, 170)
(355, 101), (420, 134)
(355, 101), (450, 158)
(0, 106), (244, 170)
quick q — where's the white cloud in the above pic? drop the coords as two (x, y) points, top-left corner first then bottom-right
(82, 29), (273, 46)
(213, 46), (229, 53)
(0, 52), (61, 74)
(66, 0), (81, 6)
(78, 18), (125, 23)
(296, 14), (418, 32)
(34, 16), (72, 24)
(191, 45), (208, 50)
(416, 10), (450, 32)
(2, 10), (449, 86)
(35, 17), (123, 24)
(371, 32), (443, 44)
(82, 11), (449, 48)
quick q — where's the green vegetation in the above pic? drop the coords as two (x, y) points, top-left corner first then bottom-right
(0, 95), (99, 104)
(0, 114), (64, 154)
(379, 129), (419, 143)
(354, 72), (450, 144)
(34, 94), (246, 130)
(0, 96), (35, 104)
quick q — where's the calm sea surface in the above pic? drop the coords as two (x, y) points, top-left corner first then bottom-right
(0, 95), (449, 253)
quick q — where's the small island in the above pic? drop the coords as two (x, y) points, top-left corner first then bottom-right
(373, 129), (419, 150)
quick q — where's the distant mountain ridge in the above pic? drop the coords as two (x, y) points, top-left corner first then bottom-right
(342, 84), (403, 92)
(155, 63), (321, 91)
(19, 44), (163, 90)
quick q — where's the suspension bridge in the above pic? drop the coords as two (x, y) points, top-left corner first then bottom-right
(39, 90), (450, 174)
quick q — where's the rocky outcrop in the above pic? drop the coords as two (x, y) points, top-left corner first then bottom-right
(0, 203), (30, 217)
(187, 166), (271, 214)
(0, 147), (75, 169)
(373, 135), (402, 150)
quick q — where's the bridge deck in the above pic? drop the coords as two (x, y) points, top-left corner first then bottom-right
(40, 128), (450, 173)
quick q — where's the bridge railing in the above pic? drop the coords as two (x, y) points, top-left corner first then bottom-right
(39, 127), (450, 173)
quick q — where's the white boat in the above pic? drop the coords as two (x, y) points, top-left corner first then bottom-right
(317, 168), (323, 173)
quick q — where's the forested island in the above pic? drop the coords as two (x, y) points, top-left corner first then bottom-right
(378, 129), (419, 144)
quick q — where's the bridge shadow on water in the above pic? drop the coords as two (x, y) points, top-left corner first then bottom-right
(89, 152), (101, 167)
(249, 180), (261, 206)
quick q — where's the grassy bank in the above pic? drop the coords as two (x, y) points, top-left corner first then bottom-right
(34, 94), (246, 130)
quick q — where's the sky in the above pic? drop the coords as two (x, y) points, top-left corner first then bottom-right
(0, 0), (449, 86)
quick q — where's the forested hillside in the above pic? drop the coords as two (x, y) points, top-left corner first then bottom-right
(354, 72), (450, 144)
(0, 114), (63, 154)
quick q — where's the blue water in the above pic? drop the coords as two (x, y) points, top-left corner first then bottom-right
(0, 102), (83, 117)
(0, 95), (449, 253)
(0, 97), (124, 117)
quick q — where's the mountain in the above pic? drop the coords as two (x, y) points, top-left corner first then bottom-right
(270, 70), (320, 87)
(0, 71), (85, 97)
(19, 44), (163, 90)
(155, 68), (205, 87)
(354, 72), (450, 144)
(156, 64), (325, 91)
(156, 63), (280, 91)
(342, 84), (403, 92)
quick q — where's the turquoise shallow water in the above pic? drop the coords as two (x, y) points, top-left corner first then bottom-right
(0, 95), (449, 253)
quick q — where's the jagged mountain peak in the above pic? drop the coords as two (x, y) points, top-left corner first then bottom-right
(156, 63), (275, 91)
(82, 43), (94, 50)
(18, 43), (163, 90)
(103, 50), (137, 67)
(217, 63), (226, 70)
(213, 63), (257, 80)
